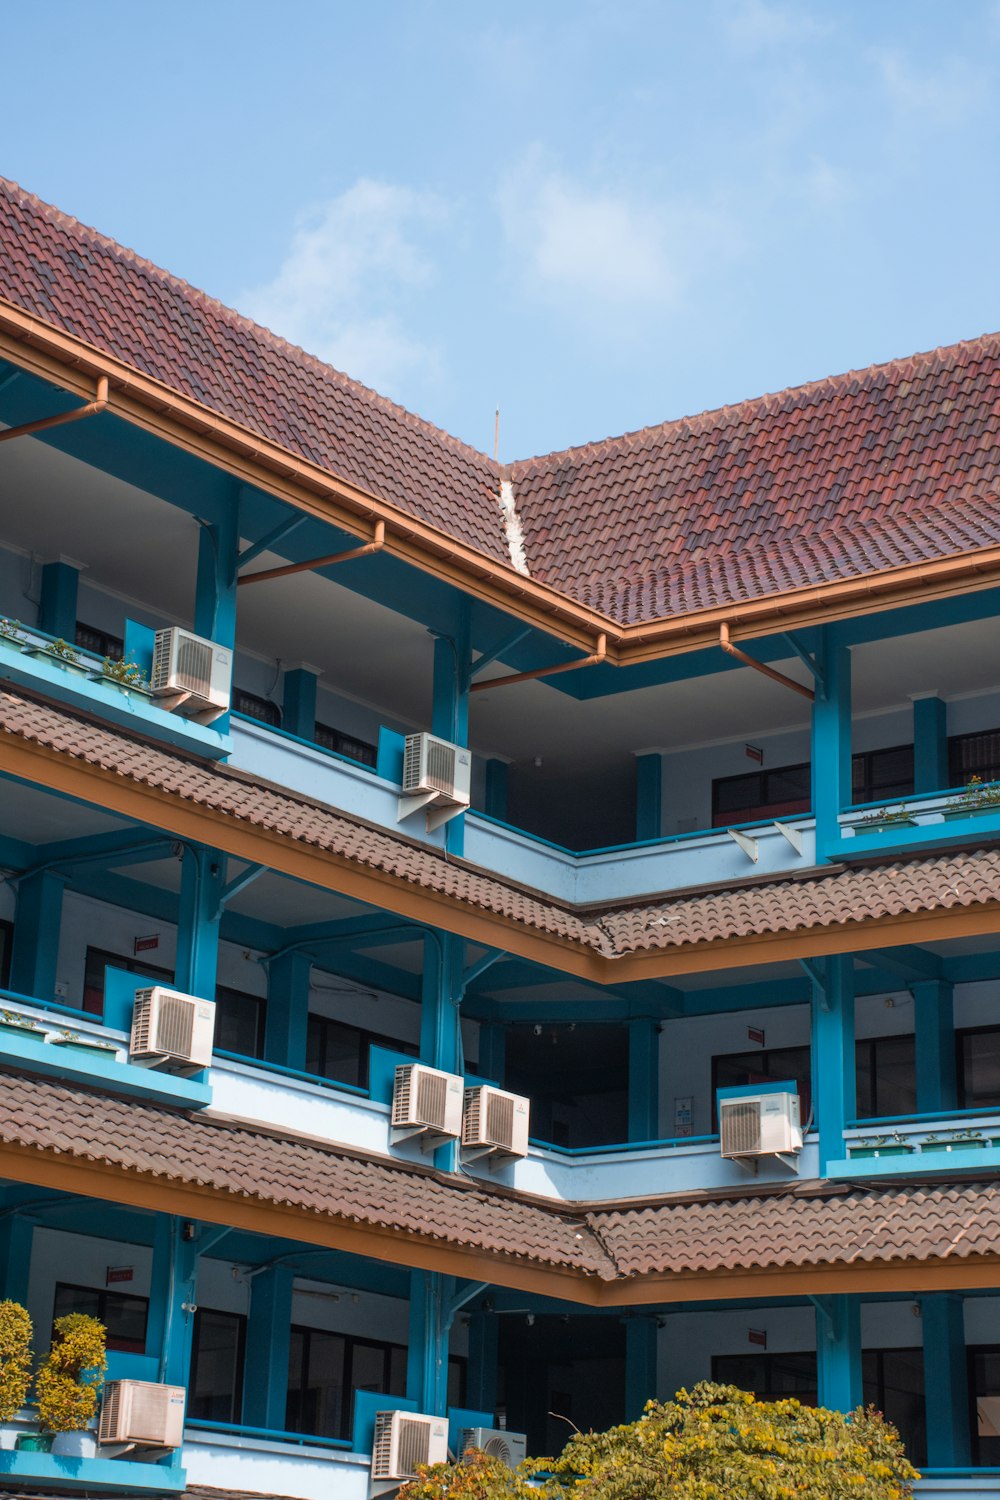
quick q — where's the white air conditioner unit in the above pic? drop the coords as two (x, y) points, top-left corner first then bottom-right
(98, 1380), (186, 1448)
(462, 1085), (530, 1161)
(131, 987), (216, 1071)
(461, 1426), (527, 1469)
(392, 1062), (463, 1146)
(719, 1090), (802, 1169)
(151, 627), (232, 715)
(372, 1409), (449, 1481)
(398, 732), (471, 831)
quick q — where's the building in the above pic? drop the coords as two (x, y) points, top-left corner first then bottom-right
(0, 173), (999, 1497)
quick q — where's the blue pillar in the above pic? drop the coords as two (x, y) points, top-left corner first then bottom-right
(466, 1310), (498, 1415)
(265, 951), (310, 1070)
(407, 1270), (453, 1415)
(176, 848), (225, 1000)
(913, 694), (948, 794)
(9, 869), (65, 1001)
(194, 496), (240, 733)
(484, 759), (509, 822)
(625, 1316), (658, 1419)
(148, 1217), (199, 1387)
(634, 753), (663, 842)
(628, 1018), (660, 1143)
(421, 933), (463, 1078)
(913, 979), (957, 1113)
(815, 1295), (862, 1412)
(0, 1216), (33, 1304)
(283, 667), (319, 741)
(477, 1023), (506, 1086)
(812, 628), (852, 857)
(921, 1293), (971, 1467)
(810, 955), (855, 1173)
(242, 1266), (294, 1429)
(431, 612), (471, 856)
(38, 559), (81, 641)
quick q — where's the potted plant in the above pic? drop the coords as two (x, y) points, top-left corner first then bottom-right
(943, 776), (1000, 819)
(0, 1010), (42, 1041)
(0, 1300), (33, 1438)
(855, 803), (918, 833)
(921, 1128), (987, 1153)
(46, 1029), (118, 1059)
(0, 619), (24, 651)
(97, 655), (152, 698)
(849, 1132), (915, 1158)
(23, 637), (92, 678)
(26, 1312), (107, 1454)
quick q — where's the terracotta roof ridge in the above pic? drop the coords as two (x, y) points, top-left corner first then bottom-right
(509, 330), (1000, 472)
(0, 175), (500, 472)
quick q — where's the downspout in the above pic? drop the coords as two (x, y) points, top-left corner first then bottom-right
(719, 622), (814, 702)
(0, 374), (109, 443)
(470, 633), (608, 693)
(237, 519), (385, 586)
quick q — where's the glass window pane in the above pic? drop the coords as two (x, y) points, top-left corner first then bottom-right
(52, 1283), (147, 1354)
(215, 986), (264, 1059)
(299, 1329), (346, 1439)
(189, 1309), (245, 1422)
(972, 1346), (1000, 1464)
(871, 1036), (916, 1118)
(961, 1029), (1000, 1109)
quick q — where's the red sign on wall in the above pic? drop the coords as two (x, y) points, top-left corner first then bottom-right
(106, 1266), (134, 1285)
(134, 935), (160, 955)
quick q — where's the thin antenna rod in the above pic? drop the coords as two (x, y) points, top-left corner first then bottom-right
(493, 405), (500, 462)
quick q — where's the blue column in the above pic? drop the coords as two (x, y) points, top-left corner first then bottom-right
(176, 848), (225, 999)
(913, 979), (957, 1113)
(634, 753), (663, 842)
(466, 1310), (498, 1415)
(815, 1294), (862, 1412)
(194, 496), (240, 733)
(407, 1270), (453, 1415)
(810, 955), (855, 1173)
(913, 695), (948, 794)
(625, 1316), (658, 1419)
(431, 612), (471, 856)
(242, 1266), (294, 1429)
(812, 628), (852, 857)
(477, 1023), (506, 1086)
(38, 559), (81, 640)
(628, 1018), (660, 1143)
(148, 1217), (199, 1387)
(421, 933), (463, 1078)
(283, 667), (319, 741)
(0, 1216), (33, 1303)
(265, 951), (310, 1070)
(484, 759), (509, 822)
(921, 1293), (971, 1467)
(9, 869), (65, 1001)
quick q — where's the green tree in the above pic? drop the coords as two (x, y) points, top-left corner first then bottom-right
(0, 1301), (33, 1421)
(398, 1383), (919, 1500)
(34, 1313), (107, 1434)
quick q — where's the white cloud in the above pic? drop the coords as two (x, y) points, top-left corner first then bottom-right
(242, 179), (446, 397)
(497, 153), (686, 314)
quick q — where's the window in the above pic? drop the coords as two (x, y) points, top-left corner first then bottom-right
(53, 1282), (148, 1354)
(713, 1350), (817, 1404)
(712, 1034), (917, 1128)
(315, 722), (377, 769)
(970, 1344), (1000, 1465)
(232, 689), (281, 728)
(75, 622), (124, 660)
(711, 764), (810, 828)
(851, 744), (914, 806)
(0, 918), (12, 989)
(306, 1014), (416, 1090)
(83, 946), (172, 1017)
(949, 728), (1000, 787)
(285, 1325), (463, 1440)
(958, 1025), (1000, 1110)
(214, 985), (266, 1060)
(189, 1308), (246, 1423)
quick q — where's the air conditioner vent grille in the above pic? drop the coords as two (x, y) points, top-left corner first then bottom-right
(174, 635), (213, 697)
(397, 1417), (431, 1475)
(416, 1070), (448, 1130)
(720, 1100), (761, 1156)
(487, 1091), (514, 1148)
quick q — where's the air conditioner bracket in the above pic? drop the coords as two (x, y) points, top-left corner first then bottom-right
(426, 800), (468, 833)
(397, 790), (438, 823)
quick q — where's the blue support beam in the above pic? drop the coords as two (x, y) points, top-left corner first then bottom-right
(194, 490), (240, 733)
(811, 627), (852, 856)
(8, 869), (65, 1002)
(814, 1295), (862, 1412)
(242, 1265), (294, 1430)
(921, 1293), (971, 1467)
(634, 753), (663, 842)
(628, 1018), (660, 1142)
(809, 955), (855, 1173)
(913, 695), (948, 794)
(282, 667), (318, 741)
(421, 933), (464, 1078)
(432, 611), (471, 856)
(176, 848), (226, 1000)
(625, 1316), (658, 1419)
(147, 1217), (200, 1387)
(407, 1270), (454, 1416)
(466, 1310), (498, 1416)
(0, 1215), (33, 1304)
(38, 559), (81, 640)
(265, 950), (311, 1070)
(913, 979), (957, 1113)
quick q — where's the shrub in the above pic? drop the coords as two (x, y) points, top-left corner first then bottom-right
(0, 1300), (33, 1421)
(398, 1446), (550, 1499)
(34, 1313), (107, 1433)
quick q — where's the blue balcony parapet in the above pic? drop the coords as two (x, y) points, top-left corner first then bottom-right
(0, 1418), (184, 1494)
(0, 632), (228, 760)
(832, 789), (1000, 862)
(828, 1109), (1000, 1180)
(916, 1476), (1000, 1495)
(182, 1422), (369, 1500)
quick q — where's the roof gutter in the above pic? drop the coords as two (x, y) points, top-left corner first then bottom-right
(238, 520), (385, 586)
(0, 373), (108, 443)
(719, 622), (814, 701)
(470, 633), (607, 693)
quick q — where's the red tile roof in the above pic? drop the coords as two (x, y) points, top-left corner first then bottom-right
(2, 177), (1000, 628)
(3, 686), (1000, 965)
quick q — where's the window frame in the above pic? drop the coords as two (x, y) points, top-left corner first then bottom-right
(52, 1280), (149, 1355)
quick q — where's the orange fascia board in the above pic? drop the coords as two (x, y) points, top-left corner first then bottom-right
(3, 1140), (1000, 1306)
(3, 306), (1000, 663)
(4, 727), (1000, 983)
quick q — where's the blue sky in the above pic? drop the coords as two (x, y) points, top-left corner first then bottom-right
(6, 1), (1000, 460)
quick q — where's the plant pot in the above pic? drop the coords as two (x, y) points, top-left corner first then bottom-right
(15, 1432), (54, 1452)
(47, 1037), (117, 1058)
(0, 1019), (41, 1040)
(24, 647), (92, 678)
(856, 819), (918, 833)
(941, 806), (1000, 819)
(97, 673), (152, 699)
(922, 1139), (987, 1152)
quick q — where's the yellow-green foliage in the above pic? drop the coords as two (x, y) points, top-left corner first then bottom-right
(0, 1300), (33, 1422)
(398, 1383), (920, 1500)
(34, 1313), (107, 1434)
